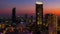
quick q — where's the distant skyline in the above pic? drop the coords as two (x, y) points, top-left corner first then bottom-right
(0, 0), (60, 17)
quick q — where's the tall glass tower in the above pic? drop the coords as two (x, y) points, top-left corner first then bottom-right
(36, 1), (43, 26)
(36, 1), (43, 34)
(12, 7), (16, 22)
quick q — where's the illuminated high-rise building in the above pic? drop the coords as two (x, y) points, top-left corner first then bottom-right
(36, 1), (43, 34)
(45, 14), (58, 34)
(36, 1), (43, 25)
(44, 14), (50, 34)
(12, 7), (16, 22)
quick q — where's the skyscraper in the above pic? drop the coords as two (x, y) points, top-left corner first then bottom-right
(45, 14), (58, 34)
(36, 1), (43, 25)
(12, 7), (16, 22)
(36, 1), (43, 34)
(45, 14), (51, 34)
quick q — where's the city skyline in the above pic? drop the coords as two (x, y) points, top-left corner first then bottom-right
(0, 0), (60, 17)
(0, 0), (60, 34)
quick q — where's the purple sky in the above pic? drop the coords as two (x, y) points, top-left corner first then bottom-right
(0, 0), (60, 17)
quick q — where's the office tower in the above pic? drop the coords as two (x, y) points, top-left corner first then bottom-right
(12, 7), (16, 22)
(36, 1), (43, 34)
(36, 1), (43, 25)
(30, 16), (33, 23)
(45, 14), (58, 34)
(45, 14), (50, 34)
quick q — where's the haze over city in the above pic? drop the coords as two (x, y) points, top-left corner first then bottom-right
(0, 0), (60, 34)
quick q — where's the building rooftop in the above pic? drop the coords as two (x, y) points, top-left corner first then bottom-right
(36, 2), (43, 4)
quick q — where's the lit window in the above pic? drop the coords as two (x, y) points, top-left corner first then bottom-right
(37, 12), (40, 15)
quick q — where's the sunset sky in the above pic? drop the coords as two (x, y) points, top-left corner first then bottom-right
(0, 0), (60, 17)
